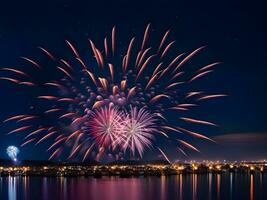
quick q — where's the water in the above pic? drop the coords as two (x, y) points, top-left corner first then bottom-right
(0, 173), (266, 200)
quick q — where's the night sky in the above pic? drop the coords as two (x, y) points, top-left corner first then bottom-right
(0, 0), (266, 161)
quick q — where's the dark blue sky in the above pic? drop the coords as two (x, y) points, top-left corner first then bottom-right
(0, 0), (267, 161)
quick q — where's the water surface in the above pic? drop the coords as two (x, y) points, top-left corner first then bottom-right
(0, 173), (266, 200)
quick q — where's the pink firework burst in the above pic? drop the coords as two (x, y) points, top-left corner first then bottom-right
(87, 105), (124, 150)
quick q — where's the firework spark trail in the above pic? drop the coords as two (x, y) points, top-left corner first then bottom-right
(21, 57), (42, 69)
(36, 131), (57, 145)
(0, 68), (29, 77)
(8, 126), (32, 135)
(0, 24), (225, 161)
(21, 138), (36, 147)
(157, 147), (171, 164)
(177, 140), (200, 153)
(3, 115), (29, 123)
(0, 77), (20, 84)
(44, 108), (62, 114)
(180, 117), (217, 126)
(17, 116), (38, 122)
(178, 147), (187, 156)
(48, 147), (62, 160)
(198, 94), (227, 101)
(157, 30), (170, 53)
(38, 47), (56, 60)
(25, 127), (48, 139)
(82, 143), (95, 162)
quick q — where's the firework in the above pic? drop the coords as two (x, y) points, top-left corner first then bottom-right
(87, 105), (125, 150)
(6, 146), (19, 161)
(1, 24), (225, 162)
(121, 106), (157, 158)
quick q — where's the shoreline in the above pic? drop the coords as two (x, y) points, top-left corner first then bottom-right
(1, 162), (267, 177)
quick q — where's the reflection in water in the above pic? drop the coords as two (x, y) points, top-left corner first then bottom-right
(260, 173), (263, 199)
(8, 176), (16, 200)
(192, 174), (197, 200)
(250, 174), (254, 200)
(0, 173), (266, 200)
(43, 177), (48, 200)
(0, 177), (2, 195)
(160, 176), (166, 200)
(179, 174), (183, 200)
(60, 177), (67, 199)
(23, 176), (29, 200)
(208, 173), (212, 200)
(230, 172), (233, 200)
(217, 174), (221, 200)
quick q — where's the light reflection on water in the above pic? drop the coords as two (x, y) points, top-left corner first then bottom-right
(217, 174), (221, 200)
(0, 173), (266, 200)
(8, 176), (16, 200)
(179, 174), (183, 199)
(208, 173), (212, 200)
(230, 172), (233, 200)
(192, 173), (197, 200)
(250, 174), (254, 200)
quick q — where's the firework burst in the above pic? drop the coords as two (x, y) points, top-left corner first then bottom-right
(6, 146), (19, 161)
(121, 106), (157, 157)
(87, 105), (124, 150)
(1, 24), (225, 162)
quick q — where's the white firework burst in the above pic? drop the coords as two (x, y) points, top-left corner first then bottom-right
(121, 106), (157, 157)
